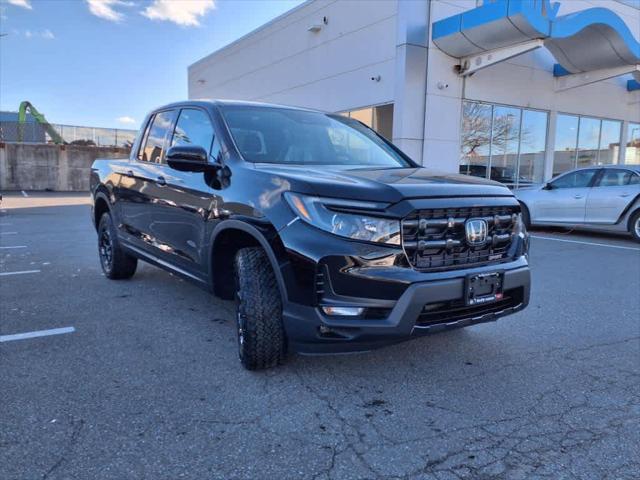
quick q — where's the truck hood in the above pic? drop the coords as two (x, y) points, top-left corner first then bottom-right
(254, 164), (513, 203)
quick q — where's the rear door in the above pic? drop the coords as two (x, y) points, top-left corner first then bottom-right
(117, 109), (177, 251)
(585, 169), (640, 224)
(535, 169), (599, 224)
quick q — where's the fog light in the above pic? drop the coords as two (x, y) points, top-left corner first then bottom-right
(321, 306), (364, 316)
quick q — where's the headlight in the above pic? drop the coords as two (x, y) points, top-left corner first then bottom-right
(284, 192), (400, 245)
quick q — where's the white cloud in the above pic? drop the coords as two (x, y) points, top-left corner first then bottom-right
(7, 0), (32, 10)
(21, 29), (55, 40)
(117, 116), (136, 125)
(142, 0), (215, 27)
(86, 0), (132, 22)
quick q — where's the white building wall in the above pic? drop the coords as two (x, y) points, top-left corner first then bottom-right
(188, 0), (398, 114)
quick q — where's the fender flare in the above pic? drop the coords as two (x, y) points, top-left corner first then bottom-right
(92, 188), (113, 229)
(209, 220), (289, 303)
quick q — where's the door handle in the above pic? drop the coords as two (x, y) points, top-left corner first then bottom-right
(573, 195), (583, 199)
(155, 176), (167, 186)
(125, 170), (134, 178)
(619, 193), (630, 198)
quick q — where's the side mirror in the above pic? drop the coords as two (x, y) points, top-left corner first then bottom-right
(542, 182), (554, 190)
(166, 145), (218, 172)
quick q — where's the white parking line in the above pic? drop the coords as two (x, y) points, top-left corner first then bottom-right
(531, 235), (640, 252)
(0, 269), (41, 276)
(0, 223), (12, 226)
(0, 246), (27, 250)
(0, 326), (75, 343)
(0, 232), (17, 235)
(21, 190), (28, 197)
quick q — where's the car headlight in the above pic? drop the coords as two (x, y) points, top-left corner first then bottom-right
(284, 192), (400, 245)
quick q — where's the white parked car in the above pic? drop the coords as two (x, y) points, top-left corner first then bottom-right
(515, 165), (640, 242)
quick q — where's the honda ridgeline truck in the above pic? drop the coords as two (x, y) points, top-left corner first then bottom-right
(90, 101), (530, 370)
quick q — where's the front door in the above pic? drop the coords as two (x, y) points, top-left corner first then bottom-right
(534, 169), (599, 224)
(149, 107), (222, 276)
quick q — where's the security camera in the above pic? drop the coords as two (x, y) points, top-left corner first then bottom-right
(437, 81), (449, 90)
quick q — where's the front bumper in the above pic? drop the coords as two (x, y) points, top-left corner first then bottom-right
(283, 262), (530, 354)
(276, 205), (530, 354)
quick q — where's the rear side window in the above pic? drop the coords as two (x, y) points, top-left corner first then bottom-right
(596, 169), (636, 187)
(551, 169), (598, 188)
(170, 108), (214, 153)
(140, 111), (175, 163)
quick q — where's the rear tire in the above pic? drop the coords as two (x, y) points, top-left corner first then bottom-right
(629, 210), (640, 243)
(519, 202), (531, 229)
(234, 247), (287, 370)
(98, 212), (137, 279)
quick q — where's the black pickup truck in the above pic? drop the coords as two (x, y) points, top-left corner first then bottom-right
(90, 100), (530, 370)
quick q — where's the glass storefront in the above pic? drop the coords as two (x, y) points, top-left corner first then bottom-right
(626, 123), (640, 164)
(553, 114), (621, 176)
(460, 100), (547, 187)
(341, 104), (394, 141)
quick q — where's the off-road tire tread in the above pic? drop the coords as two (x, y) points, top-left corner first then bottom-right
(235, 247), (286, 370)
(99, 213), (137, 280)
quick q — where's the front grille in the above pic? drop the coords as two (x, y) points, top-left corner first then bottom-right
(401, 206), (519, 271)
(416, 288), (524, 327)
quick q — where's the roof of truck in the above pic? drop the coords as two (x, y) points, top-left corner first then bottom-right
(152, 99), (323, 114)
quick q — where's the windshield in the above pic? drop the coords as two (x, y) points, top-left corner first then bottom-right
(220, 106), (413, 168)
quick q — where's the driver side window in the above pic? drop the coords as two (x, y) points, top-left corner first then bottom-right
(551, 169), (598, 189)
(170, 108), (214, 155)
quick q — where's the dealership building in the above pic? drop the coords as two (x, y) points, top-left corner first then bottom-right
(188, 0), (640, 187)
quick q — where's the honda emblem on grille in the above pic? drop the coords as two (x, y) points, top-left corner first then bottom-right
(465, 218), (488, 246)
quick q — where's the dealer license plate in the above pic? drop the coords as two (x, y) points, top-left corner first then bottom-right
(465, 272), (504, 306)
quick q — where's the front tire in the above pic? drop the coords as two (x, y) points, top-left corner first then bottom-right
(234, 247), (287, 370)
(98, 212), (137, 279)
(629, 210), (640, 243)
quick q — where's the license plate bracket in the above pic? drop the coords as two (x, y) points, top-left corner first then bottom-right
(465, 272), (504, 306)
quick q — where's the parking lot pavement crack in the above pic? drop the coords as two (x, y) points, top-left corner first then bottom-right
(41, 418), (84, 480)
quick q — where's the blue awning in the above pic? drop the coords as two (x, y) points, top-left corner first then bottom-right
(432, 0), (639, 77)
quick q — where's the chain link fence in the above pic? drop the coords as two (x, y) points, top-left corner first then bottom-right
(0, 121), (137, 148)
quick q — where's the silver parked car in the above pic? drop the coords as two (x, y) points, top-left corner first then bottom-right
(515, 165), (640, 242)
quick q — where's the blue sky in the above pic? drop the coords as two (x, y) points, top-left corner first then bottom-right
(0, 0), (303, 129)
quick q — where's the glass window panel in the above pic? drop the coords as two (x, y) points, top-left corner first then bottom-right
(598, 120), (621, 164)
(142, 110), (174, 163)
(518, 109), (547, 185)
(460, 101), (492, 178)
(551, 169), (598, 189)
(553, 114), (579, 176)
(171, 108), (214, 153)
(373, 104), (393, 140)
(597, 169), (634, 187)
(626, 122), (640, 164)
(489, 106), (520, 184)
(576, 117), (601, 168)
(348, 108), (373, 128)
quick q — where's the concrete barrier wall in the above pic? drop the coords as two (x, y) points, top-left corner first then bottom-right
(0, 143), (130, 191)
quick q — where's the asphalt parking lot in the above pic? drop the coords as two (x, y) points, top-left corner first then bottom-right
(1, 193), (639, 480)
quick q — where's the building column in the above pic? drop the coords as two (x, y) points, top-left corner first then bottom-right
(543, 111), (557, 181)
(619, 121), (629, 165)
(392, 0), (429, 164)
